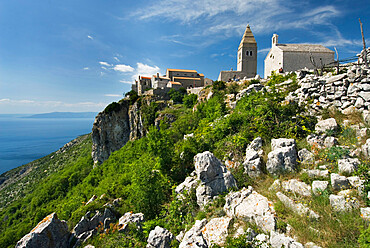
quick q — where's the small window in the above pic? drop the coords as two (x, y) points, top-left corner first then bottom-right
(246, 51), (249, 56)
(250, 51), (252, 56)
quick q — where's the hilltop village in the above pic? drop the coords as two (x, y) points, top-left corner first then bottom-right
(131, 24), (335, 97)
(4, 23), (370, 248)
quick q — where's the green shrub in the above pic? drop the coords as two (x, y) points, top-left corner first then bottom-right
(183, 94), (198, 108)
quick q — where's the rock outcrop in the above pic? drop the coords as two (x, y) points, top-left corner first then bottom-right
(146, 226), (174, 248)
(224, 186), (276, 232)
(243, 137), (263, 177)
(16, 213), (69, 248)
(118, 212), (144, 232)
(92, 100), (132, 164)
(266, 138), (298, 175)
(194, 151), (237, 207)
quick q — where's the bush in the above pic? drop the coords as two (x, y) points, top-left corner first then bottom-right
(183, 94), (198, 108)
(169, 88), (186, 103)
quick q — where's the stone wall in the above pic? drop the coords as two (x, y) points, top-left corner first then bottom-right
(286, 65), (370, 120)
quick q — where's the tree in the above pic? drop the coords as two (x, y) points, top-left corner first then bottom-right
(169, 88), (186, 103)
(183, 94), (198, 108)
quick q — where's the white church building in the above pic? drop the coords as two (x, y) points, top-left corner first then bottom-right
(264, 34), (334, 78)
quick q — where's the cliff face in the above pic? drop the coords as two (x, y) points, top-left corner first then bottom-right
(92, 101), (131, 165)
(91, 99), (153, 165)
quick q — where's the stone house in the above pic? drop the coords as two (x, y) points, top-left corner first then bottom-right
(218, 24), (257, 81)
(152, 73), (170, 89)
(264, 34), (334, 78)
(166, 69), (204, 88)
(136, 76), (152, 95)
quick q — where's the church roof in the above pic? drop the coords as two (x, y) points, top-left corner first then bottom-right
(239, 24), (257, 48)
(276, 44), (334, 53)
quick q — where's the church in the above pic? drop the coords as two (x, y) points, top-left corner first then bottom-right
(218, 24), (257, 81)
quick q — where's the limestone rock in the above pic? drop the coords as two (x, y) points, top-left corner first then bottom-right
(118, 212), (144, 232)
(194, 151), (237, 207)
(282, 179), (311, 197)
(331, 173), (351, 191)
(92, 100), (131, 164)
(179, 219), (209, 248)
(175, 175), (198, 196)
(298, 148), (315, 164)
(338, 158), (360, 175)
(201, 217), (232, 246)
(85, 195), (97, 205)
(267, 138), (297, 175)
(15, 213), (69, 248)
(304, 169), (329, 178)
(224, 187), (276, 232)
(348, 176), (365, 194)
(329, 194), (359, 211)
(269, 230), (304, 248)
(324, 136), (338, 148)
(243, 137), (264, 177)
(276, 192), (319, 220)
(361, 207), (370, 221)
(312, 181), (329, 194)
(315, 118), (338, 134)
(146, 226), (174, 248)
(362, 139), (370, 158)
(269, 179), (281, 191)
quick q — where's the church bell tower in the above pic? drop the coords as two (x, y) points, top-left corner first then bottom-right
(237, 24), (257, 78)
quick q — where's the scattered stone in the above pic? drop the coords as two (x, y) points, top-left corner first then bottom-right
(282, 179), (312, 197)
(315, 118), (338, 134)
(269, 179), (281, 191)
(267, 138), (298, 175)
(86, 195), (97, 205)
(298, 148), (315, 164)
(312, 181), (329, 194)
(329, 194), (359, 211)
(361, 208), (370, 221)
(243, 137), (264, 177)
(201, 217), (232, 246)
(175, 175), (198, 196)
(338, 158), (360, 175)
(194, 151), (237, 207)
(146, 226), (174, 248)
(15, 213), (69, 248)
(362, 139), (370, 158)
(348, 176), (365, 194)
(306, 134), (325, 149)
(276, 192), (319, 220)
(224, 187), (276, 232)
(179, 219), (208, 248)
(305, 242), (322, 248)
(118, 212), (144, 232)
(331, 173), (351, 191)
(269, 230), (304, 248)
(324, 136), (338, 148)
(304, 169), (329, 178)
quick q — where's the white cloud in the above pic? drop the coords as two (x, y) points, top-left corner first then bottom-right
(99, 61), (112, 67)
(87, 35), (94, 40)
(0, 98), (10, 103)
(132, 63), (160, 80)
(83, 67), (90, 70)
(104, 94), (121, 97)
(120, 80), (134, 84)
(113, 64), (135, 73)
(114, 57), (120, 62)
(132, 0), (347, 49)
(258, 48), (271, 54)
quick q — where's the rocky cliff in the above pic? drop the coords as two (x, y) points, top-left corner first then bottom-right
(91, 98), (167, 165)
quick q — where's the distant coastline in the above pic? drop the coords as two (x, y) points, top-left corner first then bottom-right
(23, 112), (98, 119)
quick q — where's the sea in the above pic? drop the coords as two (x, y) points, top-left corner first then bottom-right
(0, 115), (95, 175)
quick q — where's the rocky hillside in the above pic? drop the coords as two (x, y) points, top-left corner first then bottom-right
(2, 60), (370, 248)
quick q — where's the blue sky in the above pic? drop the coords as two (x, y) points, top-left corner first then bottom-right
(0, 0), (369, 114)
